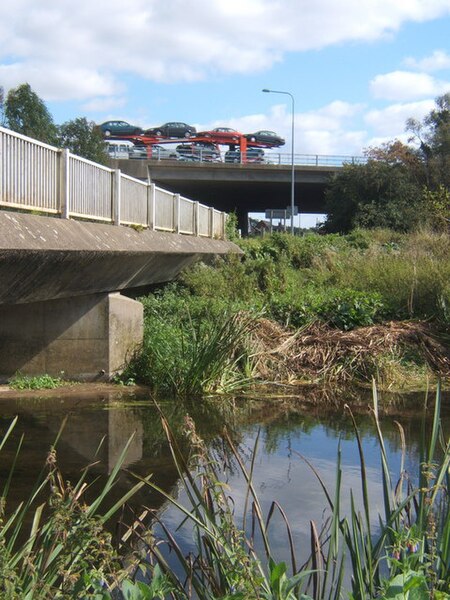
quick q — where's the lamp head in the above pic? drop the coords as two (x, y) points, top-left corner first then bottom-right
(262, 88), (270, 93)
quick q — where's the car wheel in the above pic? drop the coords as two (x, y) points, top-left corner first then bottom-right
(104, 130), (111, 137)
(250, 136), (256, 142)
(156, 130), (162, 136)
(184, 132), (191, 138)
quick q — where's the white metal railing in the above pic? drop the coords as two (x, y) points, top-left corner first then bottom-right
(118, 145), (366, 167)
(0, 126), (227, 239)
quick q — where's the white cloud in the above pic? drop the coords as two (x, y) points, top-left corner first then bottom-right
(370, 70), (450, 101)
(197, 99), (368, 156)
(1, 0), (450, 101)
(365, 99), (435, 136)
(403, 49), (450, 72)
(81, 96), (127, 113)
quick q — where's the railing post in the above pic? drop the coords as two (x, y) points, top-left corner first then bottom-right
(194, 201), (200, 236)
(147, 182), (155, 230)
(59, 148), (70, 219)
(173, 193), (180, 233)
(112, 169), (121, 225)
(209, 207), (214, 238)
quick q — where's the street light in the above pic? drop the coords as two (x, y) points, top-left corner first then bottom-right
(262, 88), (295, 234)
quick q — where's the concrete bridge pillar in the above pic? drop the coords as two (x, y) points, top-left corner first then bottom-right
(0, 292), (143, 382)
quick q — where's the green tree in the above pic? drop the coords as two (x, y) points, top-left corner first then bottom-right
(0, 86), (6, 126)
(406, 92), (450, 189)
(58, 117), (108, 164)
(4, 83), (58, 144)
(323, 156), (424, 233)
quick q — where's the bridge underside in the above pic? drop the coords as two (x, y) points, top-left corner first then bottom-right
(0, 211), (240, 381)
(112, 160), (338, 232)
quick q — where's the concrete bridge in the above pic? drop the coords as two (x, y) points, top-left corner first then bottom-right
(0, 127), (239, 382)
(110, 155), (361, 232)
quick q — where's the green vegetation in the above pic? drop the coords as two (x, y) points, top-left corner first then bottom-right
(122, 229), (450, 394)
(2, 387), (447, 598)
(8, 372), (67, 391)
(2, 83), (58, 145)
(58, 116), (109, 165)
(0, 417), (154, 598)
(324, 93), (449, 233)
(123, 291), (257, 397)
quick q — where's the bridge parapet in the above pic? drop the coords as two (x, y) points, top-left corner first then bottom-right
(0, 126), (226, 239)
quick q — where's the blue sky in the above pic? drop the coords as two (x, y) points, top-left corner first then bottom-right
(1, 0), (449, 226)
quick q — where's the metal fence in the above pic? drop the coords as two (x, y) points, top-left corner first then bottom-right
(113, 145), (366, 167)
(0, 126), (227, 238)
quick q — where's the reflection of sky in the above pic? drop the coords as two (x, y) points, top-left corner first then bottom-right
(153, 415), (423, 576)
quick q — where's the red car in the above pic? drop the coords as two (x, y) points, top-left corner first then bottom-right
(197, 127), (242, 144)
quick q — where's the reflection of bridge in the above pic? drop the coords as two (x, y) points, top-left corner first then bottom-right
(0, 127), (240, 381)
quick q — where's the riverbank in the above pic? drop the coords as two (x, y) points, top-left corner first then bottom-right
(118, 229), (450, 396)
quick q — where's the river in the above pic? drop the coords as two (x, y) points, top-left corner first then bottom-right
(0, 383), (448, 586)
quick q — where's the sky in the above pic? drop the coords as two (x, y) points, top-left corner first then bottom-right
(1, 0), (450, 226)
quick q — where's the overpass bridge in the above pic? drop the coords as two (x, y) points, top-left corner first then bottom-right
(111, 153), (363, 232)
(0, 126), (238, 381)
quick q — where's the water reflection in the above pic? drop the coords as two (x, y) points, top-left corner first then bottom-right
(0, 385), (448, 561)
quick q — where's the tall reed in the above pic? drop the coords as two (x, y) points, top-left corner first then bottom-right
(0, 417), (149, 598)
(132, 385), (449, 599)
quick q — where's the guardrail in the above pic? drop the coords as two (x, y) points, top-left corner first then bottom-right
(112, 145), (366, 167)
(0, 126), (227, 239)
(264, 152), (367, 167)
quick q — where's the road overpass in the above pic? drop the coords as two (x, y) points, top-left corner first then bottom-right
(111, 157), (347, 232)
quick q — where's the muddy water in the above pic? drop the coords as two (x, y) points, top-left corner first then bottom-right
(0, 384), (448, 567)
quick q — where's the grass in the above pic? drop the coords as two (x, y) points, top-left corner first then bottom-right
(122, 294), (259, 398)
(0, 418), (135, 597)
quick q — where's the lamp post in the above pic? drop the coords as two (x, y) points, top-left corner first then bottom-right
(262, 88), (295, 234)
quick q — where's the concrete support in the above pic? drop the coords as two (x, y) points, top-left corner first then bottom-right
(0, 292), (143, 382)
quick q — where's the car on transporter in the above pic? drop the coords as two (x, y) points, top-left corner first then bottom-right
(99, 120), (143, 137)
(176, 142), (221, 162)
(197, 127), (242, 143)
(144, 122), (197, 139)
(244, 130), (285, 147)
(224, 148), (265, 163)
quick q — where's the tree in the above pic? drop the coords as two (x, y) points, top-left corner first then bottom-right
(58, 117), (108, 164)
(0, 86), (6, 126)
(323, 157), (424, 233)
(5, 83), (58, 145)
(406, 92), (450, 189)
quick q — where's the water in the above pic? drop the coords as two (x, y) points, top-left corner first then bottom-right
(0, 385), (448, 577)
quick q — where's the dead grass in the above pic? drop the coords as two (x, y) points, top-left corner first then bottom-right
(248, 319), (450, 385)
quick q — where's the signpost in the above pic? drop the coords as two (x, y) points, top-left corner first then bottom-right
(265, 207), (299, 233)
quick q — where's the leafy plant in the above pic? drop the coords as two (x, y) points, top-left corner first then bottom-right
(8, 372), (66, 390)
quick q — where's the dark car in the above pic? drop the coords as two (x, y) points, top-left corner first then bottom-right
(245, 130), (285, 147)
(197, 127), (241, 143)
(145, 122), (197, 139)
(99, 120), (143, 137)
(224, 148), (265, 163)
(176, 142), (221, 162)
